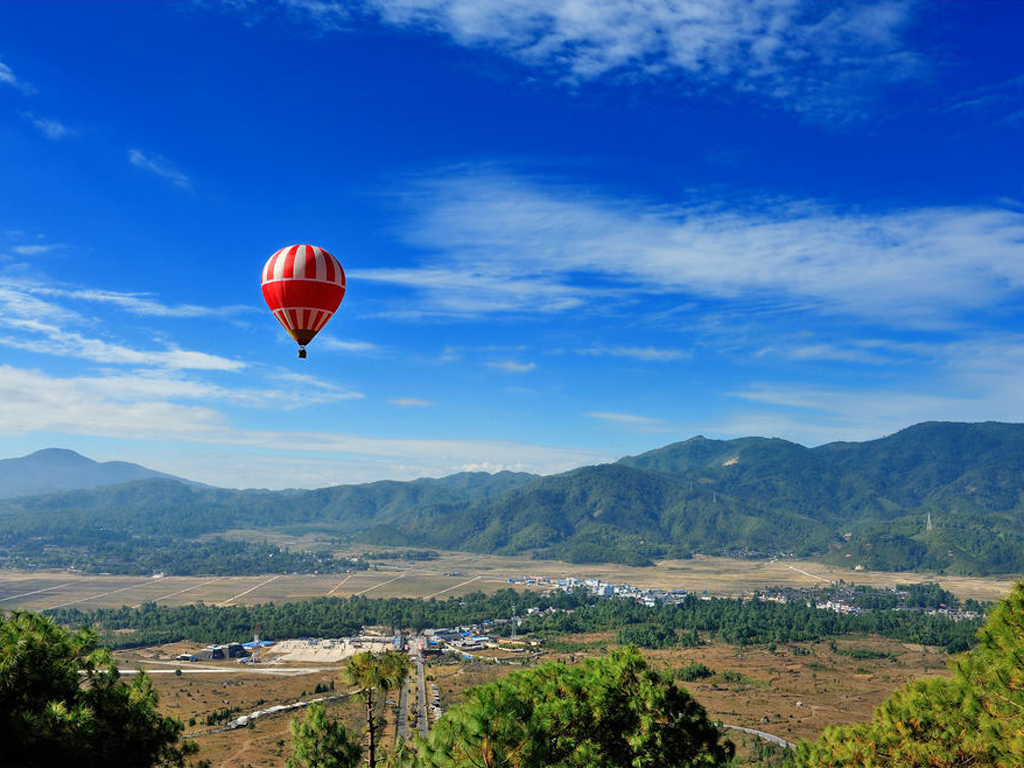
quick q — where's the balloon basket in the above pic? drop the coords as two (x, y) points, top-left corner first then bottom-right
(298, 347), (307, 359)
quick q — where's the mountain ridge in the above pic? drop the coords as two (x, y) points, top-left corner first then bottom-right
(3, 422), (1024, 575)
(0, 448), (195, 499)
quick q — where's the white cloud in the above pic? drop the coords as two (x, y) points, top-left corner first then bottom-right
(12, 244), (63, 256)
(584, 411), (660, 424)
(60, 288), (249, 318)
(731, 384), (970, 419)
(316, 337), (381, 353)
(76, 370), (360, 409)
(584, 410), (671, 433)
(947, 73), (1024, 121)
(388, 398), (435, 407)
(0, 364), (613, 488)
(485, 360), (536, 373)
(0, 325), (244, 371)
(354, 266), (589, 318)
(0, 59), (17, 87)
(282, 0), (352, 31)
(23, 113), (70, 140)
(581, 345), (689, 362)
(128, 149), (191, 189)
(692, 332), (1024, 447)
(0, 282), (243, 371)
(271, 371), (365, 405)
(752, 339), (913, 366)
(283, 0), (922, 117)
(436, 345), (463, 363)
(0, 364), (230, 440)
(5, 277), (250, 319)
(364, 171), (1024, 329)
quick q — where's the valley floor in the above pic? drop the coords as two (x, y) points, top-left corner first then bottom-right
(0, 552), (1015, 612)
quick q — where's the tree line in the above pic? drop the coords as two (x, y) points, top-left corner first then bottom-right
(46, 587), (981, 654)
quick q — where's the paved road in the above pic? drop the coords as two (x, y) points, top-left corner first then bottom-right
(119, 666), (325, 677)
(721, 723), (796, 749)
(397, 673), (409, 741)
(415, 656), (429, 738)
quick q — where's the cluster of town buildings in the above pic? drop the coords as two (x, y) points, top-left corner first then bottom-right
(507, 574), (699, 606)
(756, 584), (982, 620)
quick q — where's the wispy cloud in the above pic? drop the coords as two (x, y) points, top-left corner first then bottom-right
(0, 59), (17, 88)
(436, 345), (463, 363)
(585, 411), (660, 425)
(0, 281), (244, 371)
(694, 332), (1024, 447)
(354, 266), (589, 318)
(580, 345), (689, 362)
(12, 244), (64, 256)
(364, 171), (1024, 329)
(128, 149), (191, 189)
(281, 0), (923, 118)
(19, 281), (251, 318)
(79, 370), (359, 409)
(584, 410), (670, 433)
(485, 360), (536, 373)
(388, 397), (435, 407)
(0, 364), (613, 487)
(0, 324), (243, 371)
(752, 338), (917, 366)
(267, 372), (365, 405)
(21, 112), (71, 140)
(947, 73), (1024, 124)
(0, 364), (229, 440)
(316, 337), (381, 354)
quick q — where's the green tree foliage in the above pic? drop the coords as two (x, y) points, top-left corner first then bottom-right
(675, 662), (715, 682)
(615, 622), (677, 649)
(412, 647), (733, 768)
(795, 580), (1024, 767)
(345, 650), (412, 768)
(46, 588), (980, 654)
(287, 703), (362, 768)
(0, 530), (348, 575)
(0, 611), (199, 768)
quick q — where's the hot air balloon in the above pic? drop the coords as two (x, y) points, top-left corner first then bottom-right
(261, 244), (346, 358)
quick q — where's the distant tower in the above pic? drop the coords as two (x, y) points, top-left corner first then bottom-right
(926, 512), (933, 532)
(511, 604), (518, 640)
(252, 623), (261, 663)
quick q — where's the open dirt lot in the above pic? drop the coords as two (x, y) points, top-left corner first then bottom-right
(270, 637), (391, 663)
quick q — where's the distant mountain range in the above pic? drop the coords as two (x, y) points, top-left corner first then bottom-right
(0, 448), (190, 499)
(3, 422), (1024, 575)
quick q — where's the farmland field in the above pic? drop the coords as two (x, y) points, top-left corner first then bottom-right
(0, 549), (1016, 611)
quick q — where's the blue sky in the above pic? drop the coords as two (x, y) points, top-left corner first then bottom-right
(1, 0), (1023, 489)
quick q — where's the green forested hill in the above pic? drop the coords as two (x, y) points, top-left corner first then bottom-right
(3, 422), (1024, 574)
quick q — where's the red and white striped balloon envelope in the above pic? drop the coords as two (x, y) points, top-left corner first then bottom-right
(260, 244), (346, 357)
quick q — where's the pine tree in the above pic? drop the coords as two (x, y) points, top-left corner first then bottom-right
(413, 646), (732, 767)
(345, 650), (412, 768)
(0, 611), (200, 768)
(288, 703), (362, 768)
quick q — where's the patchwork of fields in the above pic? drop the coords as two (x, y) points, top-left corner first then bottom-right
(1, 551), (1016, 611)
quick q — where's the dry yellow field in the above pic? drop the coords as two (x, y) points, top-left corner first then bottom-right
(1, 550), (1015, 612)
